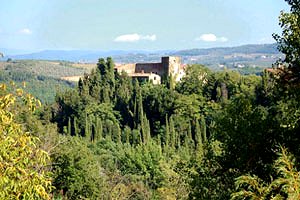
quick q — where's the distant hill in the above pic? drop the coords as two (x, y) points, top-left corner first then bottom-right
(172, 43), (279, 56)
(0, 43), (282, 69)
(5, 50), (125, 62)
(2, 50), (169, 63)
(171, 43), (282, 70)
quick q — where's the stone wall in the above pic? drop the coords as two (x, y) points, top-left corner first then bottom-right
(114, 63), (136, 74)
(135, 63), (164, 76)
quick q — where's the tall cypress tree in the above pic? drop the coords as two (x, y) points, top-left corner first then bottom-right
(195, 119), (202, 147)
(124, 126), (131, 144)
(78, 78), (84, 95)
(91, 123), (96, 142)
(95, 117), (103, 141)
(97, 58), (107, 76)
(67, 117), (72, 136)
(116, 124), (122, 143)
(165, 115), (170, 147)
(187, 121), (194, 149)
(169, 116), (176, 148)
(145, 116), (151, 143)
(195, 119), (204, 159)
(106, 57), (116, 91)
(137, 88), (143, 126)
(73, 117), (78, 136)
(201, 115), (207, 143)
(85, 112), (90, 138)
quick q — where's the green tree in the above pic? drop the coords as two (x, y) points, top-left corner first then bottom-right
(273, 0), (300, 85)
(176, 64), (210, 96)
(52, 136), (106, 199)
(231, 147), (300, 200)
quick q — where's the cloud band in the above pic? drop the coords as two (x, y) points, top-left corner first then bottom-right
(114, 33), (156, 42)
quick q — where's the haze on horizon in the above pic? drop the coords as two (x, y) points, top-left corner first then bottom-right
(0, 0), (290, 52)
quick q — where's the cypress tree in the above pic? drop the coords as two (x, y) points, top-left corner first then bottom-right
(73, 117), (78, 136)
(85, 112), (90, 138)
(187, 121), (194, 149)
(95, 118), (103, 141)
(195, 119), (202, 147)
(137, 89), (143, 126)
(165, 115), (170, 147)
(116, 124), (122, 143)
(106, 121), (112, 141)
(124, 126), (131, 144)
(106, 57), (116, 97)
(201, 115), (207, 143)
(137, 125), (142, 144)
(78, 78), (84, 95)
(97, 58), (107, 76)
(132, 129), (140, 146)
(195, 119), (204, 159)
(169, 116), (176, 148)
(157, 134), (162, 149)
(177, 132), (181, 149)
(67, 117), (71, 136)
(102, 87), (110, 103)
(133, 97), (137, 128)
(141, 114), (151, 144)
(145, 116), (151, 143)
(184, 133), (189, 148)
(91, 123), (96, 142)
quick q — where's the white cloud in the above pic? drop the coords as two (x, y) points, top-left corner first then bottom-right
(114, 33), (156, 42)
(195, 33), (228, 42)
(19, 28), (32, 35)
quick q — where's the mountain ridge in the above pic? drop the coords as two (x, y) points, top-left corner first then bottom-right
(0, 43), (279, 62)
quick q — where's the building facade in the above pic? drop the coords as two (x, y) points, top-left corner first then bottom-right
(114, 56), (185, 84)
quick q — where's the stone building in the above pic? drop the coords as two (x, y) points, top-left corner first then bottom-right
(114, 56), (185, 84)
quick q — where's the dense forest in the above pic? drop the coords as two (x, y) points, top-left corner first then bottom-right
(1, 0), (300, 199)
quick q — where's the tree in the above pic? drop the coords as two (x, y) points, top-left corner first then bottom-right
(0, 84), (52, 199)
(231, 147), (300, 200)
(52, 136), (105, 199)
(176, 64), (210, 96)
(273, 0), (300, 85)
(214, 94), (276, 174)
(271, 0), (300, 160)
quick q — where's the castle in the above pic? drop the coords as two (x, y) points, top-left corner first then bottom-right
(114, 56), (185, 84)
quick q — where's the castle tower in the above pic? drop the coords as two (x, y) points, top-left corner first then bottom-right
(161, 56), (181, 77)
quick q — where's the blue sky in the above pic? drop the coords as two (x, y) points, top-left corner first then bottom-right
(0, 0), (289, 51)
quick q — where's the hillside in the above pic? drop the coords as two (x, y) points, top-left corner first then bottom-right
(0, 60), (94, 102)
(172, 44), (283, 71)
(173, 43), (279, 56)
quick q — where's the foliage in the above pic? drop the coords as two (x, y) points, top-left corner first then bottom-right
(51, 136), (106, 199)
(0, 84), (52, 199)
(273, 0), (300, 85)
(231, 147), (300, 200)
